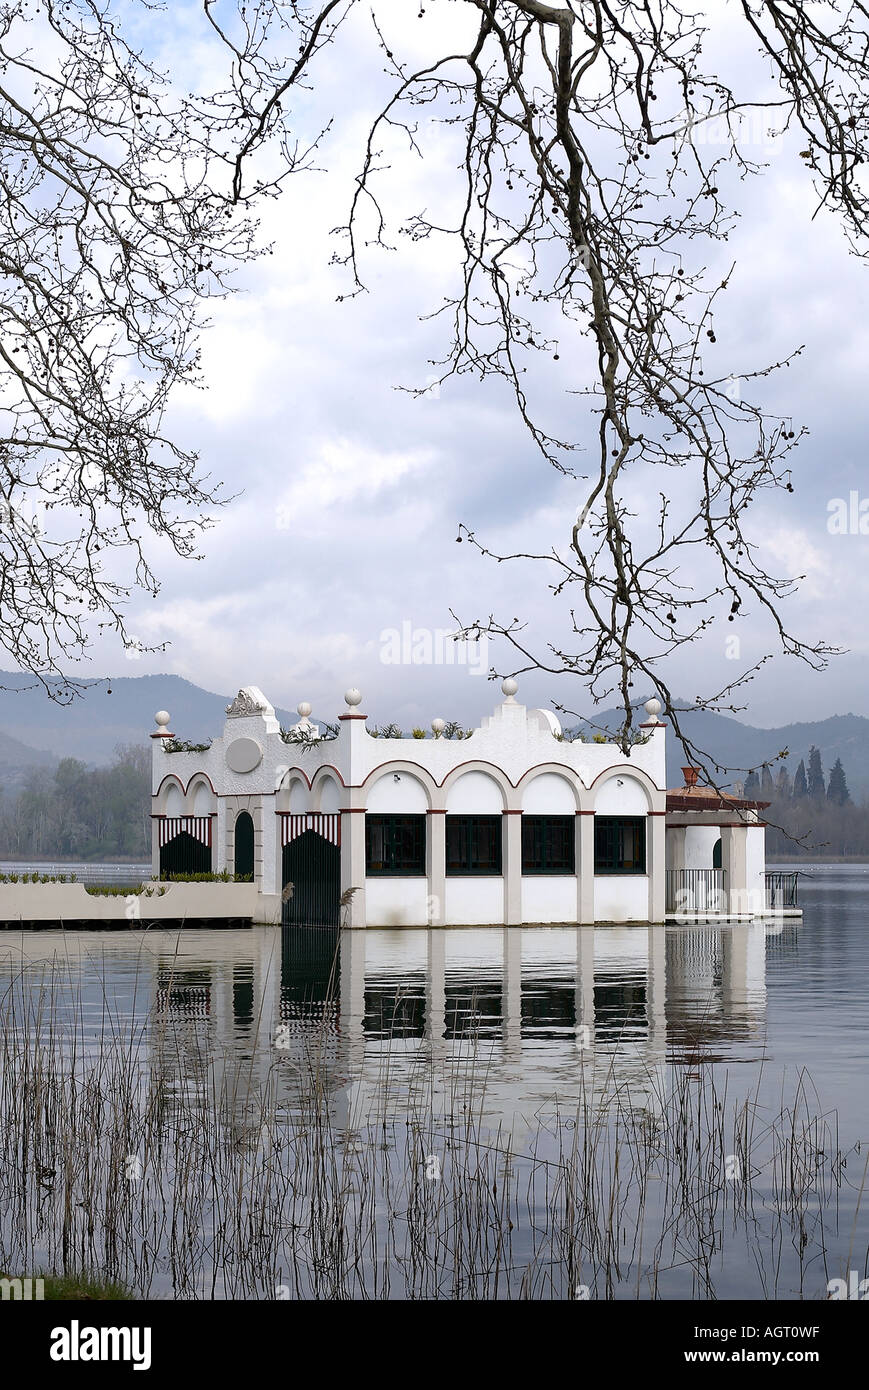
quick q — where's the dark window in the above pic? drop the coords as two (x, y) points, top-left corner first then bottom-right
(234, 811), (254, 881)
(522, 815), (575, 874)
(366, 814), (426, 875)
(446, 815), (502, 876)
(594, 816), (646, 874)
(712, 837), (722, 870)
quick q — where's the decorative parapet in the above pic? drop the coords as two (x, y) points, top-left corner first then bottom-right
(226, 687), (269, 718)
(149, 682), (668, 800)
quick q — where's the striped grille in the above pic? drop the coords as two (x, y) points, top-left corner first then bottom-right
(279, 813), (341, 847)
(157, 816), (214, 847)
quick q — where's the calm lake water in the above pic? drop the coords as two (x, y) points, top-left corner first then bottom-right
(0, 863), (866, 1300)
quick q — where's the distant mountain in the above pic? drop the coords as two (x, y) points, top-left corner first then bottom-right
(0, 671), (296, 766)
(0, 727), (58, 794)
(583, 700), (869, 797)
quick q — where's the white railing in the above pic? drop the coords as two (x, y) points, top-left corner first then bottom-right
(665, 868), (727, 914)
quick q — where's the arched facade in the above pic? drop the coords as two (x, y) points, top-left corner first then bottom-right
(149, 684), (684, 925)
(154, 774), (215, 877)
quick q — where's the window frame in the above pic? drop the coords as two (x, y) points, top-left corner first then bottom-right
(365, 813), (427, 876)
(594, 815), (647, 875)
(521, 814), (576, 875)
(445, 814), (503, 877)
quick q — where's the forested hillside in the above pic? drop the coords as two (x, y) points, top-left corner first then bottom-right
(0, 746), (150, 860)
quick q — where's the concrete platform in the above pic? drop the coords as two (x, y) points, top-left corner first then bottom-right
(0, 881), (257, 925)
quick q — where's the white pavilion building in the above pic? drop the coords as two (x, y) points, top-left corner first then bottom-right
(150, 681), (794, 927)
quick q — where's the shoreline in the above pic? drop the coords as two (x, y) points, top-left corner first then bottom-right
(769, 856), (869, 864)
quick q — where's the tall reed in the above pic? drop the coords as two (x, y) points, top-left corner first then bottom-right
(0, 952), (862, 1300)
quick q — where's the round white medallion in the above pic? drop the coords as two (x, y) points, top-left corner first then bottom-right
(225, 737), (263, 774)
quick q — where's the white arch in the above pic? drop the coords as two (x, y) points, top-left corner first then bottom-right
(521, 770), (577, 814)
(316, 774), (342, 814)
(163, 781), (184, 816)
(594, 772), (651, 815)
(190, 779), (216, 816)
(366, 770), (428, 814)
(275, 768), (309, 813)
(445, 770), (505, 814)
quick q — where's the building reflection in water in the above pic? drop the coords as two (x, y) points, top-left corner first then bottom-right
(0, 919), (778, 1149)
(141, 921), (774, 1142)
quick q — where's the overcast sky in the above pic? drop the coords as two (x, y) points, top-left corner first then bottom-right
(70, 1), (869, 733)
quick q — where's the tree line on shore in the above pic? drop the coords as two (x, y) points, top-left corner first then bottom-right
(750, 747), (869, 858)
(0, 746), (150, 860)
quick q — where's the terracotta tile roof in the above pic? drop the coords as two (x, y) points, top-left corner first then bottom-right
(666, 786), (770, 813)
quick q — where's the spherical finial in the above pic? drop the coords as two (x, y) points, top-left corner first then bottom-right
(431, 717), (445, 736)
(297, 701), (312, 718)
(344, 687), (362, 708)
(501, 677), (518, 699)
(155, 710), (170, 728)
(644, 696), (662, 721)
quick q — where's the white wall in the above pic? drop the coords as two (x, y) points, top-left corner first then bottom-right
(683, 826), (722, 868)
(318, 775), (341, 813)
(446, 771), (504, 813)
(445, 878), (504, 925)
(521, 773), (576, 814)
(367, 771), (428, 813)
(594, 775), (649, 814)
(594, 876), (649, 923)
(364, 877), (429, 926)
(191, 781), (215, 816)
(164, 782), (183, 816)
(746, 825), (766, 905)
(522, 876), (578, 924)
(288, 779), (308, 813)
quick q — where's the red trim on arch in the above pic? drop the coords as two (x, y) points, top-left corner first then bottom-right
(586, 764), (663, 793)
(438, 759), (515, 792)
(351, 756), (665, 796)
(311, 765), (348, 788)
(154, 772), (219, 799)
(360, 760), (440, 791)
(273, 764), (349, 793)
